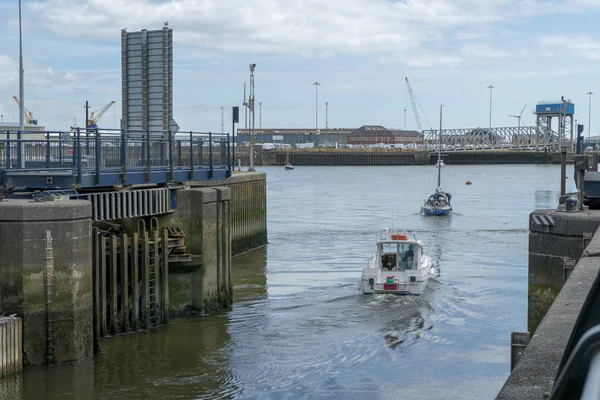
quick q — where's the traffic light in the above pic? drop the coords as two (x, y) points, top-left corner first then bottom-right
(578, 124), (584, 134)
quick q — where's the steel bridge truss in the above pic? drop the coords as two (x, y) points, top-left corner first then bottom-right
(422, 125), (565, 151)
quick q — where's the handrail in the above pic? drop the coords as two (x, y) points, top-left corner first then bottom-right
(0, 128), (232, 189)
(551, 324), (600, 399)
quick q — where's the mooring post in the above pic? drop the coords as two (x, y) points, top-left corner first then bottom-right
(161, 228), (169, 324)
(120, 233), (129, 332)
(132, 232), (140, 331)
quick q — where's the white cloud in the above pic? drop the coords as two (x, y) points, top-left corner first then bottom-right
(540, 35), (600, 60)
(460, 44), (513, 59)
(26, 0), (572, 58)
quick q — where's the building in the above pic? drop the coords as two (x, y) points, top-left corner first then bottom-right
(120, 25), (179, 135)
(346, 125), (423, 146)
(0, 122), (48, 140)
(236, 128), (354, 145)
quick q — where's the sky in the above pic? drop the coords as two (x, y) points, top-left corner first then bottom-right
(0, 0), (599, 134)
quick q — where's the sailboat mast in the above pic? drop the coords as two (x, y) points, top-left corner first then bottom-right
(437, 105), (442, 188)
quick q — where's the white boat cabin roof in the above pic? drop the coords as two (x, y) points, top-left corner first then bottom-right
(377, 229), (422, 246)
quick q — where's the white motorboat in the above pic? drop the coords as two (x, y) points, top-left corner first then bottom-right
(358, 229), (439, 295)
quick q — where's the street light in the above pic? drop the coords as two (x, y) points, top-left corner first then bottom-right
(587, 91), (593, 140)
(487, 85), (494, 129)
(313, 82), (320, 133)
(259, 101), (262, 129)
(325, 102), (329, 129)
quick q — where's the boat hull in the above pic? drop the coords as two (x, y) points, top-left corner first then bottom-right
(358, 256), (433, 296)
(422, 205), (452, 216)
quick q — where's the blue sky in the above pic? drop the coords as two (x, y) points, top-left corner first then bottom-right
(0, 0), (599, 134)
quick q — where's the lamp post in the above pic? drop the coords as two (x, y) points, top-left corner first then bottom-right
(18, 0), (25, 167)
(487, 85), (494, 129)
(259, 101), (262, 129)
(587, 91), (593, 141)
(221, 106), (224, 133)
(313, 82), (320, 133)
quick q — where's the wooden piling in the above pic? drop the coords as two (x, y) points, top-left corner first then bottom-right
(100, 236), (107, 337)
(161, 228), (169, 324)
(131, 232), (140, 331)
(109, 235), (118, 335)
(120, 233), (129, 332)
(142, 231), (150, 329)
(153, 229), (161, 323)
(92, 228), (101, 354)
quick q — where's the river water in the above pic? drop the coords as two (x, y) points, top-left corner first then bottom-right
(0, 165), (575, 400)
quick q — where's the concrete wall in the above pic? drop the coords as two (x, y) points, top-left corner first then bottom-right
(188, 172), (267, 255)
(527, 210), (600, 335)
(0, 200), (93, 366)
(497, 216), (600, 399)
(158, 187), (232, 315)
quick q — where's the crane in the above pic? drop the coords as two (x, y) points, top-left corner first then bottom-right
(87, 101), (116, 129)
(405, 77), (422, 133)
(12, 96), (38, 125)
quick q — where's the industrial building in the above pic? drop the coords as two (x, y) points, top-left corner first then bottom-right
(0, 122), (47, 140)
(236, 125), (424, 147)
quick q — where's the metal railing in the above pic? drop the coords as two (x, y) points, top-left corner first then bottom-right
(0, 128), (232, 188)
(551, 325), (600, 399)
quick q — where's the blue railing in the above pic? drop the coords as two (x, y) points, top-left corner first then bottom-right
(0, 128), (231, 190)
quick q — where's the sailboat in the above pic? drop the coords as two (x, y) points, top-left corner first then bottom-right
(422, 105), (452, 216)
(284, 151), (294, 170)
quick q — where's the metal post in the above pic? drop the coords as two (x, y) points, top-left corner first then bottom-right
(18, 0), (25, 169)
(227, 133), (231, 176)
(588, 92), (594, 141)
(120, 128), (127, 183)
(76, 127), (82, 184)
(5, 130), (10, 170)
(95, 127), (101, 185)
(259, 102), (262, 129)
(561, 143), (567, 197)
(325, 101), (329, 129)
(145, 129), (151, 182)
(221, 106), (224, 133)
(45, 230), (54, 365)
(209, 132), (214, 179)
(85, 101), (90, 156)
(313, 82), (320, 133)
(168, 130), (173, 181)
(487, 85), (494, 129)
(189, 131), (194, 180)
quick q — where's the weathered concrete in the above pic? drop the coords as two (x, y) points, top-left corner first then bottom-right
(188, 172), (267, 255)
(159, 187), (232, 315)
(497, 238), (600, 399)
(0, 317), (22, 377)
(527, 210), (600, 335)
(0, 199), (93, 366)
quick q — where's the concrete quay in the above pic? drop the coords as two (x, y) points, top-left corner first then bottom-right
(0, 172), (267, 369)
(497, 210), (600, 399)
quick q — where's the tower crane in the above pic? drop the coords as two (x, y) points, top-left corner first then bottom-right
(87, 101), (116, 129)
(12, 96), (38, 125)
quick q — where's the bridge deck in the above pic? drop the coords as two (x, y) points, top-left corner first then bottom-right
(0, 129), (232, 191)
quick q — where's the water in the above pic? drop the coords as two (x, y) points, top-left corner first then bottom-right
(1, 165), (574, 400)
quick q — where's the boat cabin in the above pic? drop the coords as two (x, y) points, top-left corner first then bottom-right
(426, 192), (449, 206)
(378, 233), (422, 272)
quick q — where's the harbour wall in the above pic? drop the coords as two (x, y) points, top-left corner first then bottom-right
(246, 150), (577, 166)
(0, 172), (267, 368)
(497, 210), (600, 399)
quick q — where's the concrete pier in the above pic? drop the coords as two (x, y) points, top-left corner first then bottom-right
(0, 317), (22, 377)
(0, 200), (93, 366)
(189, 172), (267, 255)
(527, 209), (600, 335)
(158, 186), (232, 315)
(497, 211), (600, 399)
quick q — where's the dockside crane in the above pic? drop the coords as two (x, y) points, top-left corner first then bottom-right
(405, 77), (422, 133)
(87, 101), (116, 129)
(12, 95), (38, 125)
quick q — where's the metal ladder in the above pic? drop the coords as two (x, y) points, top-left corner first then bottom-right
(147, 217), (160, 327)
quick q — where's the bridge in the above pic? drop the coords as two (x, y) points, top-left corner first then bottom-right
(421, 125), (563, 151)
(0, 128), (232, 192)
